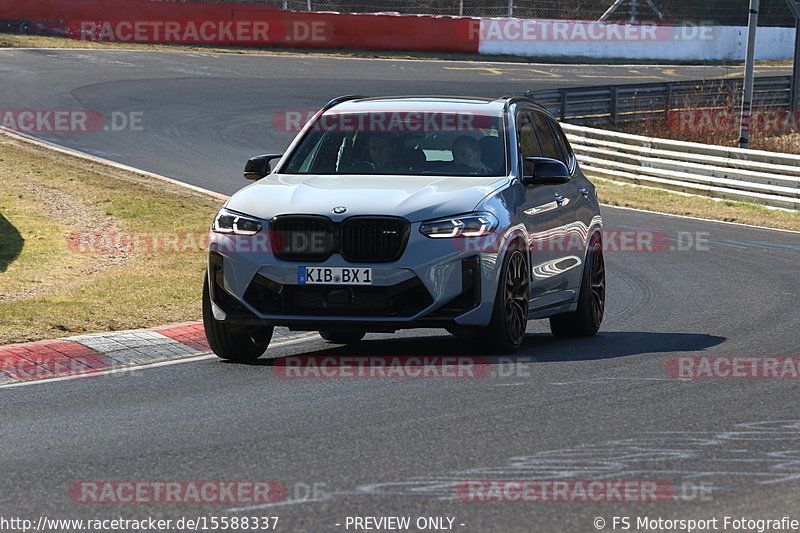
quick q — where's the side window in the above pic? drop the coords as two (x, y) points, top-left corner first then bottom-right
(547, 117), (572, 166)
(517, 113), (542, 178)
(517, 115), (542, 159)
(518, 123), (543, 159)
(530, 112), (561, 162)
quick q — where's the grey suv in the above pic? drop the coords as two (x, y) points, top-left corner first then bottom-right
(203, 95), (604, 359)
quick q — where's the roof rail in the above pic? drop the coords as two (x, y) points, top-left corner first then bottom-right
(321, 95), (366, 111)
(501, 94), (539, 111)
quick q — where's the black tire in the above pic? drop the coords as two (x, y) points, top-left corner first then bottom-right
(319, 330), (366, 344)
(203, 276), (273, 361)
(549, 233), (605, 337)
(476, 245), (530, 354)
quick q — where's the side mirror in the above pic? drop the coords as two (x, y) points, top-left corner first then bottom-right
(244, 154), (283, 181)
(521, 157), (570, 185)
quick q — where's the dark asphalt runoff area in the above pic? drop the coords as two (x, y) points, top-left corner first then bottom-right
(0, 49), (798, 532)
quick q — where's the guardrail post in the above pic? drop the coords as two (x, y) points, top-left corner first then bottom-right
(610, 87), (619, 125)
(559, 89), (567, 120)
(665, 83), (674, 120)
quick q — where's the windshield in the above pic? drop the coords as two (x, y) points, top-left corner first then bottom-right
(281, 111), (506, 177)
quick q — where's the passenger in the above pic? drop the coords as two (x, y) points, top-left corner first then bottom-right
(451, 135), (488, 174)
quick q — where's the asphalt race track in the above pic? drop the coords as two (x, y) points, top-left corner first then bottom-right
(0, 50), (791, 194)
(1, 50), (799, 532)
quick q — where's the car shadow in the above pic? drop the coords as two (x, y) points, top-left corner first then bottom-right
(232, 330), (726, 367)
(0, 212), (24, 273)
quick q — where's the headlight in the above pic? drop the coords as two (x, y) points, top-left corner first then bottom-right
(419, 212), (498, 238)
(212, 209), (263, 235)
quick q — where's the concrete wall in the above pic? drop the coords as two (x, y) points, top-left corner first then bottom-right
(478, 19), (795, 61)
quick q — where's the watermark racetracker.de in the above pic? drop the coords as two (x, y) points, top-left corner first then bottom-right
(668, 110), (800, 135)
(69, 481), (287, 504)
(667, 356), (800, 379)
(74, 19), (331, 44)
(65, 229), (712, 255)
(461, 19), (717, 43)
(0, 110), (144, 133)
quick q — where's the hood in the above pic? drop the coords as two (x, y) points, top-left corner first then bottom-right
(224, 173), (509, 223)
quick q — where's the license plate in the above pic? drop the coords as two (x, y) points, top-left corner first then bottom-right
(298, 266), (372, 285)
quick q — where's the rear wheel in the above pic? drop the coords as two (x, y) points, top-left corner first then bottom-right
(476, 246), (529, 353)
(203, 276), (273, 361)
(319, 330), (366, 344)
(549, 233), (605, 337)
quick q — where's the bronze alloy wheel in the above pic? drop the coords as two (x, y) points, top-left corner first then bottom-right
(504, 250), (530, 346)
(589, 238), (605, 328)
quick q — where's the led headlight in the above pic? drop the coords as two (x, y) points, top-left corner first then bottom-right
(419, 212), (498, 238)
(212, 209), (263, 236)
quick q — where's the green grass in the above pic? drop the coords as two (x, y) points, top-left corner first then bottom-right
(595, 177), (800, 232)
(0, 136), (221, 344)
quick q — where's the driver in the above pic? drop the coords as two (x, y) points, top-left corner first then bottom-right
(367, 134), (400, 172)
(451, 135), (488, 174)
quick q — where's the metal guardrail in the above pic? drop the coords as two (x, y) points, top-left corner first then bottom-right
(562, 122), (800, 210)
(528, 76), (793, 125)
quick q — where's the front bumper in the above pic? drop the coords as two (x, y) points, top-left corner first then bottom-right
(207, 229), (504, 331)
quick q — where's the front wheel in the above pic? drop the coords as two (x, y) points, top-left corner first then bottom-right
(203, 276), (273, 361)
(549, 233), (605, 337)
(475, 247), (530, 354)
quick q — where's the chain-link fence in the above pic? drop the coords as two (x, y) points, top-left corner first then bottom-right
(161, 0), (797, 26)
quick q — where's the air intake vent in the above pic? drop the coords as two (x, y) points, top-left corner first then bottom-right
(268, 215), (409, 263)
(341, 217), (409, 263)
(270, 216), (335, 261)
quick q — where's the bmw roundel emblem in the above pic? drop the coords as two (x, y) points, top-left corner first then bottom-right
(332, 206), (347, 214)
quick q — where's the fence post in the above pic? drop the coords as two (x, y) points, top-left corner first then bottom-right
(785, 0), (800, 110)
(739, 0), (759, 149)
(793, 20), (800, 110)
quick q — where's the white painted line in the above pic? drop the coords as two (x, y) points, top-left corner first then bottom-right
(602, 204), (800, 235)
(0, 334), (320, 390)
